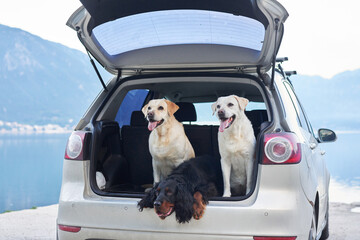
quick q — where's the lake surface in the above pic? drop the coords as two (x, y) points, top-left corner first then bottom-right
(0, 132), (359, 213)
(0, 134), (68, 213)
(321, 132), (360, 186)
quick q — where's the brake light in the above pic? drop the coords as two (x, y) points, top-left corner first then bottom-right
(58, 224), (81, 233)
(262, 133), (301, 164)
(64, 131), (87, 160)
(253, 237), (297, 240)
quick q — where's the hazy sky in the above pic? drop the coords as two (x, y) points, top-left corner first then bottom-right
(0, 0), (359, 78)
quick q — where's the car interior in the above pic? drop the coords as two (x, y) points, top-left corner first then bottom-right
(90, 79), (270, 195)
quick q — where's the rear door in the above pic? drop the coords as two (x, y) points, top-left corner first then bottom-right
(67, 0), (288, 75)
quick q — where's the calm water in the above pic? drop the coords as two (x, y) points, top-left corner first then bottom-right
(321, 132), (360, 186)
(0, 132), (359, 213)
(0, 134), (68, 213)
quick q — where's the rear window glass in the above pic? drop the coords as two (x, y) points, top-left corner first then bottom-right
(93, 10), (265, 56)
(193, 101), (266, 125)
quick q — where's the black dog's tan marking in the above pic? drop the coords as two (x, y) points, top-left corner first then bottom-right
(138, 155), (223, 223)
(193, 192), (206, 220)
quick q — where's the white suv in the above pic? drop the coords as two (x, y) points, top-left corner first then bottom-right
(57, 1), (336, 239)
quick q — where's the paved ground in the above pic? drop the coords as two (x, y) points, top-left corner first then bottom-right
(0, 204), (57, 240)
(0, 203), (359, 239)
(328, 202), (360, 240)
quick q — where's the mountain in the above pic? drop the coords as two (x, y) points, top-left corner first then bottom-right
(0, 24), (359, 133)
(0, 24), (112, 129)
(290, 69), (360, 131)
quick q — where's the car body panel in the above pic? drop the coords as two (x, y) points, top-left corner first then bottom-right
(58, 1), (332, 239)
(67, 0), (288, 75)
(273, 75), (330, 236)
(58, 159), (312, 240)
(57, 72), (331, 240)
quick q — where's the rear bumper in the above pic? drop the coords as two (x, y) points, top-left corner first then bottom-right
(58, 228), (261, 240)
(57, 161), (314, 240)
(57, 196), (311, 240)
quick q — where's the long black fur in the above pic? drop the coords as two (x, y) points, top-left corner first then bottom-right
(138, 155), (223, 223)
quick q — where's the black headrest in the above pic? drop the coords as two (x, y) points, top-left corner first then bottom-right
(130, 111), (147, 126)
(245, 110), (268, 127)
(174, 102), (197, 122)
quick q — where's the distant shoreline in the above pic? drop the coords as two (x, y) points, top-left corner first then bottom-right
(1, 119), (360, 135)
(335, 130), (360, 134)
(0, 120), (73, 135)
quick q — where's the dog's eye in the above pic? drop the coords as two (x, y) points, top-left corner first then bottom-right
(228, 103), (234, 107)
(158, 106), (164, 110)
(166, 190), (173, 196)
(217, 105), (220, 109)
(148, 106), (151, 110)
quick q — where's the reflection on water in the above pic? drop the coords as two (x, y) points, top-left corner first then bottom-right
(321, 132), (360, 187)
(0, 134), (68, 213)
(0, 132), (359, 213)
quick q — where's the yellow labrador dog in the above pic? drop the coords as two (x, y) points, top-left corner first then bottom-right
(142, 99), (195, 184)
(212, 95), (256, 197)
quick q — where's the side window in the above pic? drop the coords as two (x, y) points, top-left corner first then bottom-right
(283, 82), (312, 134)
(115, 89), (149, 127)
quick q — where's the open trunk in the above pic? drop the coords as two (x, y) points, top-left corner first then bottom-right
(67, 0), (288, 75)
(88, 74), (272, 199)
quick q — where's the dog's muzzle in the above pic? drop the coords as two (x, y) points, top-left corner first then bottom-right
(218, 114), (236, 132)
(154, 200), (174, 219)
(147, 112), (164, 131)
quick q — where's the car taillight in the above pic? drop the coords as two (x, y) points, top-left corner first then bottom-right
(253, 237), (297, 240)
(58, 224), (81, 233)
(262, 132), (301, 164)
(64, 131), (87, 160)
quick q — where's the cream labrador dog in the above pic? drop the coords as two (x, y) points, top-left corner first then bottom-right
(212, 95), (256, 197)
(142, 99), (195, 184)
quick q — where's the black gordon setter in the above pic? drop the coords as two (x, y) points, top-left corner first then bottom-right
(138, 155), (223, 223)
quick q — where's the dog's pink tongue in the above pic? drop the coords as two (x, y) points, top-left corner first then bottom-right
(148, 121), (158, 131)
(219, 119), (231, 132)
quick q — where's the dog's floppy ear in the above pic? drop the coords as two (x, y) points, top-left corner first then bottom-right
(174, 183), (194, 223)
(138, 183), (159, 211)
(164, 100), (179, 116)
(233, 95), (249, 111)
(141, 103), (149, 116)
(211, 101), (217, 115)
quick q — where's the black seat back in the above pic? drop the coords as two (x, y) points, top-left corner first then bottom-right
(121, 111), (153, 186)
(175, 102), (214, 157)
(245, 110), (268, 137)
(94, 120), (130, 188)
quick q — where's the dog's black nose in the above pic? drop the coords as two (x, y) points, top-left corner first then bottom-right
(154, 200), (161, 207)
(147, 111), (154, 118)
(218, 110), (225, 119)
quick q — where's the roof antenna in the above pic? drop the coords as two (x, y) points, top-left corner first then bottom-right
(76, 28), (108, 92)
(270, 19), (280, 90)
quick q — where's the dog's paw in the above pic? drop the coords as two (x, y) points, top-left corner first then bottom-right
(193, 192), (206, 220)
(144, 187), (152, 193)
(222, 190), (231, 197)
(96, 171), (106, 190)
(193, 208), (204, 220)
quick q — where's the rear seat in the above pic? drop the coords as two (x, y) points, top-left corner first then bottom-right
(94, 120), (130, 189)
(119, 104), (268, 191)
(245, 110), (268, 137)
(120, 103), (216, 188)
(175, 102), (214, 157)
(211, 109), (268, 159)
(176, 103), (268, 158)
(121, 111), (153, 187)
